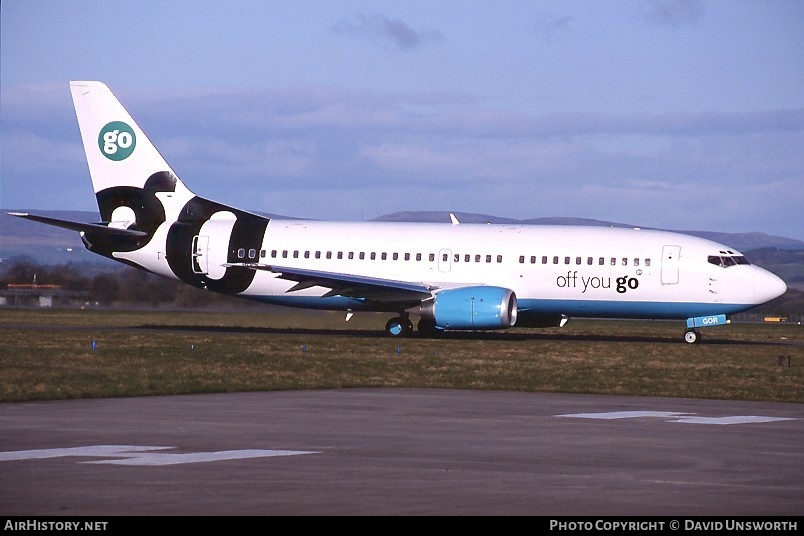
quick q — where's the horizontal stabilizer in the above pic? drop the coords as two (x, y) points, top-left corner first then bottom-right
(8, 212), (148, 237)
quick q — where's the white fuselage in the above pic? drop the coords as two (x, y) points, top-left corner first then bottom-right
(128, 218), (785, 321)
(58, 80), (787, 338)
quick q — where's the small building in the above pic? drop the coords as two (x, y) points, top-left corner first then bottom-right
(0, 283), (86, 307)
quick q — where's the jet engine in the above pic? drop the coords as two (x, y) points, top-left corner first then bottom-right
(417, 286), (517, 330)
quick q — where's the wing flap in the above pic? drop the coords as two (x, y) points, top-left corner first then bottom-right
(223, 263), (436, 302)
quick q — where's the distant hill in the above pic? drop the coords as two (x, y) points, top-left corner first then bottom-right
(373, 211), (804, 252)
(0, 209), (295, 265)
(2, 209), (803, 266)
(1, 210), (100, 265)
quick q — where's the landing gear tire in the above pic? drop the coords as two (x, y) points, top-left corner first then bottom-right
(386, 316), (413, 338)
(417, 318), (440, 338)
(684, 329), (701, 344)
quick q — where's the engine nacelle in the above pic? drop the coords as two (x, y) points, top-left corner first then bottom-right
(419, 286), (518, 330)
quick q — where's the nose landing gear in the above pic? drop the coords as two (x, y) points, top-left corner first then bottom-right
(684, 329), (701, 344)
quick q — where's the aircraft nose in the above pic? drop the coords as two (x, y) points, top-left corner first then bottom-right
(755, 268), (787, 304)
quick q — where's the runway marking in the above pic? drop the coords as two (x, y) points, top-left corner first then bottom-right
(0, 445), (320, 466)
(557, 411), (689, 420)
(670, 415), (795, 425)
(555, 411), (795, 425)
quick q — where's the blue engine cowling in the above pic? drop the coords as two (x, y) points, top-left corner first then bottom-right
(419, 286), (518, 330)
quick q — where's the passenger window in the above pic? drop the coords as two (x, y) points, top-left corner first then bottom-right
(476, 255), (481, 263)
(553, 256), (559, 264)
(634, 258), (639, 266)
(429, 253), (436, 262)
(382, 253), (388, 260)
(282, 250), (288, 259)
(348, 252), (354, 260)
(260, 250), (266, 258)
(519, 256), (525, 264)
(610, 258), (616, 266)
(271, 250), (277, 258)
(304, 251), (310, 259)
(359, 252), (365, 260)
(293, 251), (299, 259)
(248, 249), (256, 259)
(587, 257), (593, 265)
(370, 252), (376, 260)
(416, 253), (422, 261)
(464, 254), (470, 262)
(443, 253), (449, 262)
(542, 256), (548, 264)
(565, 257), (571, 265)
(576, 256), (582, 265)
(530, 256), (537, 264)
(326, 251), (332, 259)
(237, 248), (245, 259)
(497, 255), (503, 263)
(337, 252), (343, 260)
(405, 253), (411, 261)
(393, 253), (399, 261)
(622, 258), (627, 266)
(645, 258), (650, 267)
(599, 257), (604, 265)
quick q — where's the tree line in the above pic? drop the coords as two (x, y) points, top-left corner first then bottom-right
(0, 258), (247, 309)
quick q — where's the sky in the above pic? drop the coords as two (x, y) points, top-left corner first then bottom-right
(2, 0), (803, 240)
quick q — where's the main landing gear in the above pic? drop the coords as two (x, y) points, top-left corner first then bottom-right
(385, 314), (441, 338)
(385, 315), (414, 338)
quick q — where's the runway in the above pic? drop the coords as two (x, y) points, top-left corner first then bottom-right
(0, 389), (801, 516)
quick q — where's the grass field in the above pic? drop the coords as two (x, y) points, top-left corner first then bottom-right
(1, 307), (801, 403)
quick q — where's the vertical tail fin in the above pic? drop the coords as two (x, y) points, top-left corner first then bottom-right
(67, 81), (269, 290)
(69, 81), (195, 231)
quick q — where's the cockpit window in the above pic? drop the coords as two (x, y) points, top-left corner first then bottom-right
(708, 254), (750, 267)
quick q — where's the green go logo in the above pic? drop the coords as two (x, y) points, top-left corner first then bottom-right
(98, 121), (136, 161)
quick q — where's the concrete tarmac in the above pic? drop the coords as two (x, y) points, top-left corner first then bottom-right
(0, 389), (801, 516)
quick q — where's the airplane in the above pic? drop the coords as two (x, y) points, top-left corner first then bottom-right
(10, 81), (788, 343)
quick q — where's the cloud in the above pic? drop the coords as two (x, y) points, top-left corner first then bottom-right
(3, 84), (802, 237)
(332, 12), (445, 50)
(533, 13), (575, 44)
(143, 86), (804, 142)
(644, 0), (705, 27)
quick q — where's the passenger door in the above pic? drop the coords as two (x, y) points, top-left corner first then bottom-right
(661, 245), (680, 285)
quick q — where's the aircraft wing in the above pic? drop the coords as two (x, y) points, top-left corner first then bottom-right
(223, 263), (437, 303)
